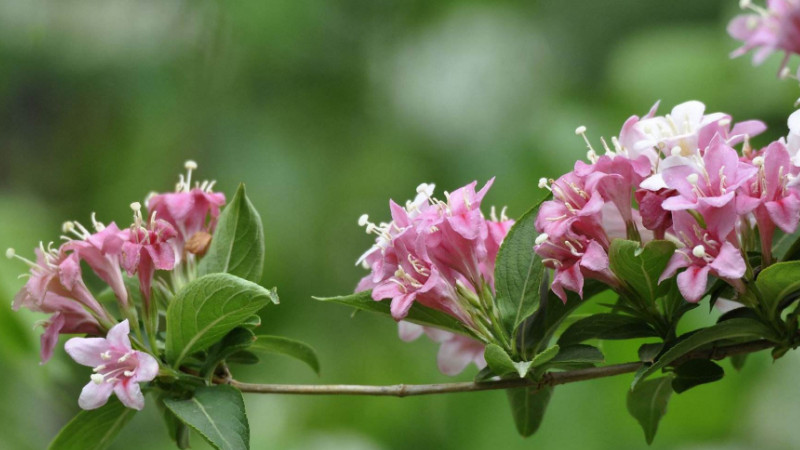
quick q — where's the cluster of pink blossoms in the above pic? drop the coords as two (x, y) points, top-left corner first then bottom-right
(9, 162), (225, 410)
(535, 101), (800, 303)
(729, 0), (800, 77)
(356, 180), (513, 375)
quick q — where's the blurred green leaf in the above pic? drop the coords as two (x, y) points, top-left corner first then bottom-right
(506, 386), (553, 438)
(49, 398), (136, 450)
(548, 344), (604, 365)
(754, 261), (800, 318)
(494, 200), (546, 335)
(199, 184), (265, 283)
(166, 273), (278, 367)
(558, 313), (659, 346)
(671, 360), (724, 394)
(164, 385), (249, 450)
(627, 376), (673, 445)
(250, 335), (320, 375)
(315, 290), (471, 336)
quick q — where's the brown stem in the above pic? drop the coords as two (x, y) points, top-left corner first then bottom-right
(225, 338), (777, 397)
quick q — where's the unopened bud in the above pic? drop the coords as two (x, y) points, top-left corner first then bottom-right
(185, 231), (213, 256)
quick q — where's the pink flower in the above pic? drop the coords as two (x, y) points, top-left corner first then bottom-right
(737, 140), (800, 263)
(398, 322), (486, 376)
(660, 136), (758, 211)
(357, 180), (512, 342)
(534, 231), (616, 302)
(63, 218), (129, 307)
(121, 203), (178, 303)
(11, 245), (111, 327)
(146, 161), (226, 249)
(729, 0), (800, 74)
(659, 206), (746, 303)
(618, 100), (765, 165)
(65, 320), (159, 410)
(34, 292), (102, 363)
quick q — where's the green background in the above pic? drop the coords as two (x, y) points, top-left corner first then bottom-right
(1, 0), (799, 448)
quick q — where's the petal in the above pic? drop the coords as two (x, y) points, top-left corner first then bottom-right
(397, 321), (424, 342)
(78, 381), (114, 410)
(64, 337), (110, 367)
(133, 352), (160, 382)
(766, 194), (800, 233)
(114, 381), (145, 410)
(436, 335), (483, 376)
(677, 265), (711, 303)
(106, 320), (132, 351)
(40, 313), (66, 364)
(659, 251), (691, 284)
(709, 242), (746, 279)
(389, 293), (417, 320)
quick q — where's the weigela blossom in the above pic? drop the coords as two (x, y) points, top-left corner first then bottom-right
(65, 320), (159, 410)
(146, 161), (226, 253)
(356, 180), (512, 374)
(536, 101), (800, 305)
(398, 321), (486, 376)
(121, 203), (178, 303)
(728, 0), (800, 75)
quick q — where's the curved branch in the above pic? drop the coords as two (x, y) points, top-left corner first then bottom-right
(227, 337), (777, 397)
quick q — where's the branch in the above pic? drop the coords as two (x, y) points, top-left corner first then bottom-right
(227, 337), (777, 397)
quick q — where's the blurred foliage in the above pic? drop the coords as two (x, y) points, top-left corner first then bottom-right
(2, 0), (800, 448)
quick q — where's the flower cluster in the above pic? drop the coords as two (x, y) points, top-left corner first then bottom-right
(8, 162), (225, 410)
(356, 180), (513, 375)
(535, 101), (800, 303)
(729, 0), (800, 77)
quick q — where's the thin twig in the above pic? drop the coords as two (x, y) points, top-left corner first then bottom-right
(225, 337), (778, 397)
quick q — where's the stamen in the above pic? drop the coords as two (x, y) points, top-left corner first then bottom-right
(101, 351), (112, 360)
(670, 146), (682, 157)
(93, 364), (106, 372)
(123, 370), (135, 377)
(535, 233), (549, 245)
(91, 374), (105, 384)
(91, 212), (105, 232)
(358, 214), (369, 227)
(575, 125), (596, 155)
(538, 177), (551, 191)
(184, 160), (197, 189)
(5, 248), (15, 259)
(692, 245), (706, 258)
(686, 173), (699, 185)
(752, 156), (764, 167)
(130, 202), (144, 229)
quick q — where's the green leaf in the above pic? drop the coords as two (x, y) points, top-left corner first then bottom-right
(549, 344), (604, 364)
(531, 345), (560, 367)
(198, 184), (265, 283)
(166, 273), (279, 367)
(314, 290), (471, 336)
(557, 313), (659, 346)
(494, 200), (546, 334)
(203, 327), (257, 376)
(164, 385), (249, 450)
(484, 344), (519, 377)
(671, 359), (724, 394)
(506, 386), (553, 437)
(49, 398), (136, 450)
(608, 239), (676, 303)
(730, 353), (748, 371)
(637, 343), (663, 363)
(517, 280), (608, 358)
(250, 335), (321, 375)
(632, 318), (774, 387)
(754, 261), (800, 318)
(627, 376), (673, 445)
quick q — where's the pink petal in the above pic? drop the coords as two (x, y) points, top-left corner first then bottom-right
(106, 320), (132, 351)
(40, 313), (66, 363)
(580, 240), (609, 272)
(709, 242), (746, 279)
(133, 352), (160, 382)
(677, 265), (711, 303)
(389, 293), (417, 320)
(397, 321), (424, 342)
(114, 381), (145, 410)
(65, 337), (111, 367)
(78, 381), (114, 410)
(766, 194), (800, 233)
(659, 251), (690, 284)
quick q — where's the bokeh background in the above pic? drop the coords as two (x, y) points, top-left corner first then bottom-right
(1, 0), (800, 448)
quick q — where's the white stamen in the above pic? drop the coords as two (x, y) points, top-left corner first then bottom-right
(91, 212), (105, 232)
(752, 156), (765, 167)
(358, 214), (369, 227)
(692, 245), (706, 258)
(123, 370), (135, 377)
(575, 125), (587, 135)
(5, 248), (15, 259)
(62, 221), (75, 234)
(739, 0), (751, 8)
(670, 146), (682, 157)
(535, 233), (549, 245)
(118, 351), (133, 363)
(130, 202), (142, 212)
(184, 160), (198, 171)
(538, 177), (550, 190)
(91, 374), (105, 384)
(687, 173), (699, 185)
(93, 364), (106, 372)
(587, 149), (598, 163)
(101, 351), (112, 360)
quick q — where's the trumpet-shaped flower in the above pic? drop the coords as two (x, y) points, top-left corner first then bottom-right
(398, 322), (486, 376)
(121, 203), (178, 302)
(146, 161), (226, 250)
(65, 320), (159, 410)
(728, 0), (800, 74)
(63, 218), (129, 307)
